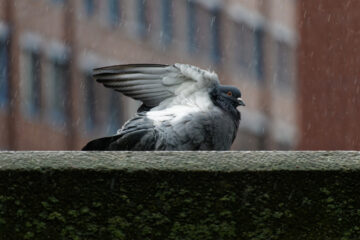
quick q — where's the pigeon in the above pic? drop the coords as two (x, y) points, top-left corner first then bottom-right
(82, 63), (245, 151)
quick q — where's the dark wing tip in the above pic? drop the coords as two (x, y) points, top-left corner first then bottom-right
(82, 136), (119, 151)
(94, 63), (169, 72)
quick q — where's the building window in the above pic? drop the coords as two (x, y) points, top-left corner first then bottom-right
(236, 23), (263, 81)
(107, 92), (122, 134)
(23, 50), (41, 117)
(108, 0), (120, 27)
(84, 0), (95, 17)
(137, 0), (148, 38)
(161, 0), (172, 45)
(49, 59), (69, 125)
(51, 0), (66, 5)
(84, 72), (96, 131)
(0, 36), (9, 108)
(187, 0), (197, 53)
(276, 41), (293, 88)
(210, 9), (221, 64)
(237, 24), (253, 73)
(254, 28), (264, 81)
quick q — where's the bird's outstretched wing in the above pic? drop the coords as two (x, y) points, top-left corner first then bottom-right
(93, 63), (220, 108)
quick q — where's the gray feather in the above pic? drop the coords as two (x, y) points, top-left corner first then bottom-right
(96, 73), (163, 81)
(93, 64), (178, 107)
(103, 80), (162, 88)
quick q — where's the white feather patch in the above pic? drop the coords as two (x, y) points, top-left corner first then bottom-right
(147, 91), (215, 126)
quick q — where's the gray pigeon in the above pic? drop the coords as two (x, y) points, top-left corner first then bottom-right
(82, 63), (245, 151)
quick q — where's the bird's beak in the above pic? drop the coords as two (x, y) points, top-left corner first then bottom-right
(237, 97), (245, 106)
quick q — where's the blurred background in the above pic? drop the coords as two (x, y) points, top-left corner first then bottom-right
(0, 0), (359, 150)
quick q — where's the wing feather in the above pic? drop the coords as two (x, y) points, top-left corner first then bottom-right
(121, 88), (170, 95)
(126, 91), (172, 99)
(116, 84), (164, 91)
(92, 63), (220, 107)
(103, 80), (161, 88)
(96, 73), (163, 81)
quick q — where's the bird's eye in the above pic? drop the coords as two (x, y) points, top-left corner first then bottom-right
(227, 91), (232, 96)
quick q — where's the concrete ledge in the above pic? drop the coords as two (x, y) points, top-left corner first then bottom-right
(0, 151), (360, 239)
(1, 151), (360, 171)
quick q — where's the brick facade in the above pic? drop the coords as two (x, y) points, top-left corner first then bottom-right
(0, 0), (297, 150)
(297, 0), (360, 150)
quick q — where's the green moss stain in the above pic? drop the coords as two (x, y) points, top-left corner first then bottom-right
(0, 171), (360, 239)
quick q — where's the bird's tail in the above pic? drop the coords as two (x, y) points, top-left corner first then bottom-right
(82, 136), (118, 151)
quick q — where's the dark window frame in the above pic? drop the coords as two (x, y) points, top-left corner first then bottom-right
(84, 71), (96, 131)
(108, 0), (120, 27)
(49, 57), (69, 126)
(161, 0), (173, 45)
(210, 8), (221, 64)
(24, 49), (42, 118)
(0, 32), (9, 109)
(236, 22), (264, 82)
(137, 0), (148, 38)
(107, 91), (122, 135)
(51, 0), (66, 5)
(187, 0), (197, 53)
(254, 28), (264, 81)
(275, 40), (294, 89)
(84, 0), (95, 17)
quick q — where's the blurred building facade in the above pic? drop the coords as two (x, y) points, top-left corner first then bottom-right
(0, 0), (298, 150)
(297, 0), (360, 150)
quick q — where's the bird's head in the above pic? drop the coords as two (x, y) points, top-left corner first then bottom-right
(217, 85), (245, 108)
(210, 85), (245, 122)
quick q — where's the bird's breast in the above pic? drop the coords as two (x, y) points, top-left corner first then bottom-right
(143, 92), (238, 150)
(146, 105), (202, 126)
(147, 92), (215, 126)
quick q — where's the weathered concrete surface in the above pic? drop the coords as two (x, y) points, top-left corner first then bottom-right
(1, 151), (360, 171)
(0, 151), (360, 239)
